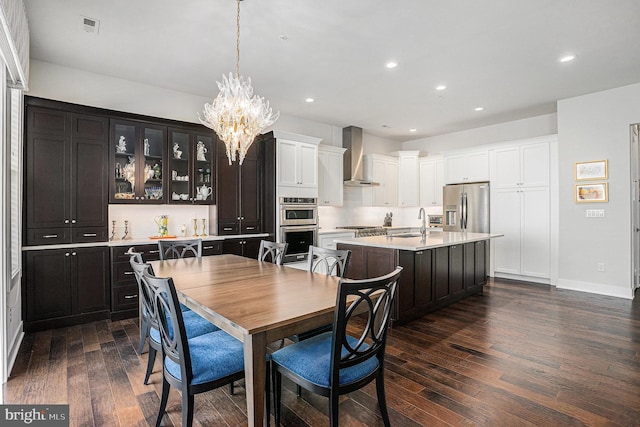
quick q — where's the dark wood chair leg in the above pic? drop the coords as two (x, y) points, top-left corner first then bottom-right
(274, 370), (282, 425)
(229, 382), (234, 395)
(329, 390), (339, 427)
(155, 377), (170, 427)
(376, 373), (391, 427)
(296, 384), (302, 397)
(266, 361), (271, 427)
(144, 346), (156, 384)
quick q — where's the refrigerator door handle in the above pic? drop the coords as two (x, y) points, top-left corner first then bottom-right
(463, 192), (468, 230)
(459, 193), (464, 229)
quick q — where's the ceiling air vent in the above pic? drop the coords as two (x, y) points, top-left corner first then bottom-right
(79, 16), (100, 35)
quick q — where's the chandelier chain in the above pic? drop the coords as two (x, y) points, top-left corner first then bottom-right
(235, 0), (240, 77)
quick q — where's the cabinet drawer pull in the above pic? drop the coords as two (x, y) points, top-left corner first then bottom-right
(42, 234), (58, 239)
(124, 271), (134, 275)
(124, 294), (138, 299)
(416, 251), (423, 255)
(223, 227), (233, 231)
(148, 250), (159, 254)
(203, 246), (214, 250)
(83, 233), (97, 237)
(71, 219), (77, 224)
(246, 227), (255, 230)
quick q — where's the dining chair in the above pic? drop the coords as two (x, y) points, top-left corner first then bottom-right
(143, 271), (246, 427)
(158, 238), (202, 260)
(258, 240), (288, 265)
(271, 266), (402, 427)
(129, 251), (218, 385)
(291, 246), (352, 342)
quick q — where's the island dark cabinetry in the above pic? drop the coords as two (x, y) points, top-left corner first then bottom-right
(217, 141), (262, 235)
(25, 106), (109, 245)
(337, 239), (489, 324)
(23, 246), (110, 332)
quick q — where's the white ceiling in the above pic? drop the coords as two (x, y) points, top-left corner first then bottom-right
(23, 0), (640, 141)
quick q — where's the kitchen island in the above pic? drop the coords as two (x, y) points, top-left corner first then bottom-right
(335, 232), (502, 324)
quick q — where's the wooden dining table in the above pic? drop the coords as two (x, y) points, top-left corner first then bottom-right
(149, 254), (341, 427)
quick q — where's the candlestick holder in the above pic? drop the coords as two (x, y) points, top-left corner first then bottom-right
(192, 219), (198, 237)
(121, 220), (131, 240)
(201, 218), (207, 236)
(110, 220), (117, 241)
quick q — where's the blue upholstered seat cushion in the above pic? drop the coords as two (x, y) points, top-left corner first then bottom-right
(271, 331), (379, 388)
(179, 303), (191, 312)
(149, 310), (219, 343)
(164, 330), (245, 385)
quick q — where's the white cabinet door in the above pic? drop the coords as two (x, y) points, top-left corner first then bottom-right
(318, 147), (345, 206)
(365, 155), (398, 207)
(398, 154), (419, 207)
(493, 187), (549, 278)
(277, 140), (299, 187)
(419, 157), (444, 206)
(444, 151), (489, 184)
(277, 139), (318, 197)
(494, 142), (549, 189)
(521, 187), (550, 277)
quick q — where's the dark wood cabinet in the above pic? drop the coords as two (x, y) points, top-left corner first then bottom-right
(434, 246), (449, 302)
(168, 126), (216, 204)
(111, 119), (167, 203)
(217, 141), (262, 235)
(338, 244), (397, 281)
(23, 246), (110, 331)
(397, 249), (433, 321)
(25, 107), (109, 245)
(449, 244), (465, 297)
(222, 237), (262, 259)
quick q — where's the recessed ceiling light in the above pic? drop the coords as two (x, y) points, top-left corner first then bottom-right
(409, 128), (417, 132)
(305, 98), (314, 103)
(435, 85), (447, 91)
(475, 107), (484, 111)
(559, 55), (576, 63)
(385, 62), (398, 69)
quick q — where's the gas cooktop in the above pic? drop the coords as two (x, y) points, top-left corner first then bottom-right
(336, 226), (387, 237)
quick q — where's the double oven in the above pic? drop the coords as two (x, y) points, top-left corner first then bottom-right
(279, 197), (318, 263)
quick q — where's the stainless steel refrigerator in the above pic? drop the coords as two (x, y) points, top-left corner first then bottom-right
(443, 182), (490, 232)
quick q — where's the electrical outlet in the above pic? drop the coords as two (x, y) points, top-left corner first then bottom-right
(586, 209), (605, 218)
(597, 262), (605, 272)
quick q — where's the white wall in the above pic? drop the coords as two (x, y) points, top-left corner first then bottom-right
(28, 60), (344, 146)
(402, 113), (557, 154)
(556, 82), (640, 298)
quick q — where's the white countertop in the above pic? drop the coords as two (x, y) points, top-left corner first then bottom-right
(333, 231), (502, 251)
(22, 233), (270, 251)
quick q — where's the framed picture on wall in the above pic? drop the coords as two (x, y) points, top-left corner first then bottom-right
(575, 160), (608, 181)
(575, 182), (608, 203)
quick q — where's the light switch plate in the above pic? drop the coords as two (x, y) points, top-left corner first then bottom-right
(586, 209), (605, 218)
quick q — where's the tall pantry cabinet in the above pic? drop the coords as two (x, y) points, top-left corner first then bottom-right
(23, 101), (111, 331)
(491, 139), (551, 281)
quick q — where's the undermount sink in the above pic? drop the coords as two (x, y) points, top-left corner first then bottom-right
(392, 233), (425, 238)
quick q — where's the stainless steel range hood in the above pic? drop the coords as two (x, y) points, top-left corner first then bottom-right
(343, 126), (379, 186)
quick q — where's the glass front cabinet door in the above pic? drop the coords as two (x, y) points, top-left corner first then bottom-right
(111, 119), (167, 203)
(168, 127), (215, 204)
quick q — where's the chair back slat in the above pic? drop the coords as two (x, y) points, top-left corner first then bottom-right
(331, 267), (402, 375)
(158, 239), (202, 260)
(258, 240), (288, 265)
(142, 271), (193, 384)
(307, 246), (351, 277)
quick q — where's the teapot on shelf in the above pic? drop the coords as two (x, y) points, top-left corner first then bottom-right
(197, 185), (213, 200)
(154, 215), (169, 237)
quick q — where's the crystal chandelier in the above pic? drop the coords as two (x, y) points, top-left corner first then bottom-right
(199, 0), (279, 165)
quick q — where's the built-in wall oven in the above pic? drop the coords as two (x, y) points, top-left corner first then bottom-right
(278, 197), (318, 263)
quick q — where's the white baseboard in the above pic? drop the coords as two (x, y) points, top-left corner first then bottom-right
(494, 272), (551, 285)
(6, 322), (24, 378)
(556, 279), (634, 299)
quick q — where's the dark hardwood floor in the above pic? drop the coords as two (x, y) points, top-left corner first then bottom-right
(4, 278), (640, 426)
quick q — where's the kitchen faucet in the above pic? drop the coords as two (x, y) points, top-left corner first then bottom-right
(418, 207), (427, 237)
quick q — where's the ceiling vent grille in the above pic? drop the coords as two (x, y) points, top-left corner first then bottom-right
(79, 16), (100, 35)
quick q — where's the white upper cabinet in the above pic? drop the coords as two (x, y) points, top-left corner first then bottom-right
(494, 141), (549, 188)
(318, 145), (346, 206)
(444, 150), (489, 183)
(419, 156), (444, 206)
(277, 139), (318, 197)
(364, 154), (398, 207)
(397, 151), (420, 207)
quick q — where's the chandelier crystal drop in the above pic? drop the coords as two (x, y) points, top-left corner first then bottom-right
(199, 0), (279, 165)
